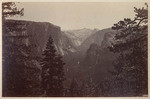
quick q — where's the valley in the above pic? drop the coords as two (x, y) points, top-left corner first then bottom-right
(6, 19), (118, 88)
(2, 2), (148, 97)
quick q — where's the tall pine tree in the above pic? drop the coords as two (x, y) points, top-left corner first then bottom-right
(41, 36), (65, 97)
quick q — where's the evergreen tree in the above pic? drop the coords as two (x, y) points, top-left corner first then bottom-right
(109, 3), (148, 96)
(69, 77), (80, 96)
(2, 2), (26, 96)
(41, 36), (65, 96)
(81, 77), (96, 97)
(2, 2), (40, 96)
(2, 2), (24, 19)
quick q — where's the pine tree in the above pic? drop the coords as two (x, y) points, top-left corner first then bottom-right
(41, 36), (65, 97)
(109, 3), (148, 96)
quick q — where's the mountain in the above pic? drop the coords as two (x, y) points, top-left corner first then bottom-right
(6, 20), (76, 56)
(63, 28), (118, 85)
(5, 20), (79, 89)
(78, 28), (117, 54)
(63, 28), (99, 47)
(5, 19), (118, 88)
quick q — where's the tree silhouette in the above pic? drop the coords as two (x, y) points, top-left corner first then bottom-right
(109, 3), (148, 96)
(2, 2), (40, 96)
(41, 36), (65, 96)
(2, 2), (26, 96)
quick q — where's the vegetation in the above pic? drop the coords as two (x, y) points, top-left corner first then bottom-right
(108, 3), (148, 96)
(41, 36), (65, 96)
(2, 2), (40, 96)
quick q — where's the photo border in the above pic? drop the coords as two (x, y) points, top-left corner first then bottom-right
(0, 0), (149, 99)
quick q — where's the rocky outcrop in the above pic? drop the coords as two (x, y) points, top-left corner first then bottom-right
(101, 32), (116, 48)
(78, 28), (117, 54)
(6, 20), (76, 56)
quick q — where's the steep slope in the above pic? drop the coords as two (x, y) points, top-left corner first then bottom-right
(6, 20), (76, 56)
(58, 31), (77, 55)
(82, 43), (117, 83)
(63, 28), (99, 47)
(101, 32), (116, 48)
(78, 28), (117, 54)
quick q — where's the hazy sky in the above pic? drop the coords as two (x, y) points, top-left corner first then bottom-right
(11, 2), (145, 30)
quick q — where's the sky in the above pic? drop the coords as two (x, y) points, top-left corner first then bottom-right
(11, 2), (146, 30)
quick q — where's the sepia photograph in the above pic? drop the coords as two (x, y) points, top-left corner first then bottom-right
(1, 1), (149, 97)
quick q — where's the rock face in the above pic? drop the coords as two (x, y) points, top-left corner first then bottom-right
(6, 20), (76, 56)
(101, 32), (116, 48)
(78, 28), (117, 54)
(86, 43), (101, 66)
(6, 20), (116, 57)
(26, 21), (61, 56)
(63, 28), (99, 47)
